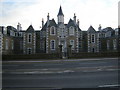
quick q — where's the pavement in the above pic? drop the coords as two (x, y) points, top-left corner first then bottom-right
(3, 57), (118, 63)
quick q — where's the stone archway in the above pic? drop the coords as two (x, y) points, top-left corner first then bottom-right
(59, 43), (68, 59)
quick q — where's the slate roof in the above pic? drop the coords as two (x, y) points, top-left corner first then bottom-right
(41, 22), (47, 31)
(102, 27), (114, 32)
(26, 25), (35, 33)
(87, 26), (96, 33)
(57, 6), (64, 16)
(67, 19), (76, 28)
(41, 18), (81, 31)
(77, 25), (81, 31)
(41, 19), (57, 31)
(7, 26), (17, 32)
(49, 19), (57, 27)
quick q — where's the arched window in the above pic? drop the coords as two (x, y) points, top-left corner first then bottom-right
(50, 26), (56, 35)
(69, 26), (74, 35)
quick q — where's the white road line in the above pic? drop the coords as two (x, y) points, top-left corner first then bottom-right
(98, 84), (120, 87)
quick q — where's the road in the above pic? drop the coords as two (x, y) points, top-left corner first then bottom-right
(2, 58), (119, 89)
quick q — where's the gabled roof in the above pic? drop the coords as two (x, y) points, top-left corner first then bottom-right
(41, 22), (47, 31)
(87, 26), (96, 33)
(66, 19), (81, 31)
(102, 27), (114, 32)
(77, 25), (82, 31)
(67, 19), (76, 28)
(49, 19), (57, 27)
(41, 19), (57, 31)
(7, 26), (17, 32)
(26, 25), (35, 32)
(57, 6), (64, 16)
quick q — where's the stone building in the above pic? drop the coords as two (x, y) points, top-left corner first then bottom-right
(0, 6), (119, 56)
(23, 25), (36, 54)
(87, 26), (100, 52)
(40, 6), (82, 57)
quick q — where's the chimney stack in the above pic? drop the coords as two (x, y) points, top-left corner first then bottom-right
(42, 18), (44, 28)
(73, 13), (76, 24)
(77, 19), (79, 27)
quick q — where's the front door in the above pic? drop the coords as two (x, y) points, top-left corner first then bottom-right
(61, 41), (67, 58)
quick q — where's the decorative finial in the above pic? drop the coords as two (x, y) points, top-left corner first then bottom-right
(99, 24), (101, 27)
(42, 18), (44, 21)
(74, 13), (76, 16)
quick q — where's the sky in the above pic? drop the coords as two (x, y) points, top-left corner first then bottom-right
(0, 0), (119, 30)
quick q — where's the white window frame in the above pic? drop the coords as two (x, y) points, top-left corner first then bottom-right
(69, 26), (74, 36)
(70, 40), (74, 49)
(10, 30), (12, 36)
(27, 48), (32, 54)
(50, 26), (56, 35)
(50, 40), (55, 50)
(27, 33), (32, 43)
(91, 34), (95, 43)
(10, 30), (15, 36)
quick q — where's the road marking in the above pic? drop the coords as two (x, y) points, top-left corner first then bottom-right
(98, 84), (120, 87)
(3, 65), (119, 74)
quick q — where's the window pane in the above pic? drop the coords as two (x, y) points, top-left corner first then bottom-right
(51, 40), (55, 50)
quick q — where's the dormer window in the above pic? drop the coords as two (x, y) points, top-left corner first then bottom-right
(50, 26), (56, 35)
(69, 26), (74, 36)
(10, 30), (15, 36)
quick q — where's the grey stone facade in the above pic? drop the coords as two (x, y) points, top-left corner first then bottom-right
(0, 6), (119, 55)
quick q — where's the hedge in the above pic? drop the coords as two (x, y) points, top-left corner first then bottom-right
(69, 52), (119, 59)
(2, 53), (60, 60)
(2, 52), (119, 60)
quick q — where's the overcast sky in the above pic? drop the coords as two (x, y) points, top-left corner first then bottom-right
(0, 0), (119, 30)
